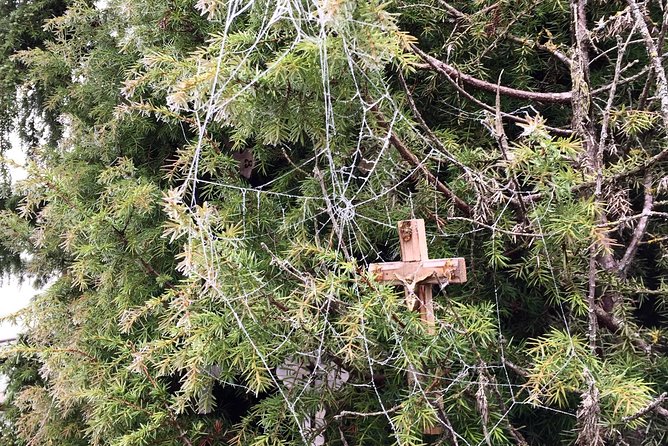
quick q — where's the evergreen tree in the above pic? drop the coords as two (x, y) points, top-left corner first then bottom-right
(1, 0), (668, 445)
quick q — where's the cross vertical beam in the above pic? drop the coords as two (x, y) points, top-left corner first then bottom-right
(397, 219), (435, 332)
(368, 219), (467, 436)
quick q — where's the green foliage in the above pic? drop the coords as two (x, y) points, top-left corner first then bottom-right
(0, 0), (668, 445)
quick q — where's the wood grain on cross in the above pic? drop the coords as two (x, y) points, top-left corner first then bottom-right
(369, 219), (466, 328)
(369, 219), (466, 435)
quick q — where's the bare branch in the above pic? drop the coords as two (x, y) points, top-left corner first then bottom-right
(637, 6), (668, 108)
(412, 45), (573, 103)
(575, 368), (604, 446)
(617, 174), (655, 277)
(570, 0), (595, 158)
(410, 62), (572, 136)
(373, 108), (474, 216)
(503, 359), (529, 378)
(598, 33), (635, 195)
(623, 392), (668, 422)
(334, 405), (401, 420)
(436, 0), (468, 20)
(627, 0), (668, 127)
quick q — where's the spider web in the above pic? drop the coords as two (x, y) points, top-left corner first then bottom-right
(166, 1), (579, 444)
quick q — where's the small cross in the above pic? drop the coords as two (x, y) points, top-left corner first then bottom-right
(368, 219), (466, 435)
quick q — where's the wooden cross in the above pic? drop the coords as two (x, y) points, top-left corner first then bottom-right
(369, 219), (466, 435)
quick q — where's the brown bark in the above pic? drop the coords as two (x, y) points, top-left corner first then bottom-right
(412, 45), (572, 103)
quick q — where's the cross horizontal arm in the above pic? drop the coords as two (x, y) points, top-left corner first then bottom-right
(369, 258), (466, 285)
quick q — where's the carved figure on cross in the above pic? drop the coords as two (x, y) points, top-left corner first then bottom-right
(369, 219), (466, 329)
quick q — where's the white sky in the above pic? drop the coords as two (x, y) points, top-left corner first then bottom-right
(0, 278), (36, 341)
(0, 140), (36, 341)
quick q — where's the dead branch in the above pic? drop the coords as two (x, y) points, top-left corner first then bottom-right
(493, 74), (530, 225)
(373, 109), (474, 216)
(637, 6), (668, 108)
(412, 45), (573, 103)
(334, 405), (401, 420)
(598, 33), (635, 195)
(571, 0), (602, 354)
(503, 359), (529, 378)
(435, 0), (468, 20)
(623, 392), (668, 422)
(397, 71), (472, 175)
(627, 0), (668, 127)
(413, 46), (664, 116)
(617, 174), (654, 277)
(575, 368), (604, 446)
(414, 61), (572, 136)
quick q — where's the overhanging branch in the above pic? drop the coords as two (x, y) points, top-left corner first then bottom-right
(412, 45), (573, 104)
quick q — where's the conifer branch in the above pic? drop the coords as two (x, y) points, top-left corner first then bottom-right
(437, 0), (571, 67)
(517, 146), (668, 205)
(594, 306), (651, 354)
(7, 1), (668, 444)
(110, 223), (174, 288)
(412, 45), (573, 104)
(372, 108), (474, 216)
(397, 71), (472, 175)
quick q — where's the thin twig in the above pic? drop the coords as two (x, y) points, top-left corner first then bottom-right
(334, 404), (401, 420)
(627, 0), (668, 127)
(494, 72), (530, 225)
(622, 392), (668, 422)
(373, 108), (474, 216)
(598, 33), (634, 194)
(338, 427), (350, 446)
(617, 174), (654, 277)
(398, 71), (471, 174)
(596, 210), (668, 227)
(506, 34), (572, 67)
